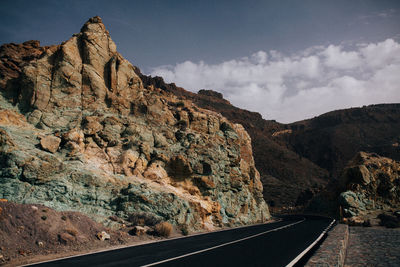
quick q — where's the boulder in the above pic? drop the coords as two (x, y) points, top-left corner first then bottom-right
(96, 231), (110, 241)
(129, 226), (150, 236)
(40, 135), (61, 153)
(338, 152), (400, 223)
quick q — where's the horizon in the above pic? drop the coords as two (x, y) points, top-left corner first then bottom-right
(1, 0), (400, 123)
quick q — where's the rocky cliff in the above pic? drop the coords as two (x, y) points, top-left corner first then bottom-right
(137, 66), (400, 211)
(142, 68), (400, 209)
(136, 74), (330, 208)
(0, 16), (269, 231)
(339, 152), (400, 223)
(307, 152), (400, 223)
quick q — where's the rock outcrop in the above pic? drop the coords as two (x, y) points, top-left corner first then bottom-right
(0, 16), (269, 231)
(307, 151), (400, 223)
(338, 152), (400, 223)
(136, 74), (330, 208)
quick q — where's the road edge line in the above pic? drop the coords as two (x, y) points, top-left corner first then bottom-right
(141, 218), (306, 267)
(20, 218), (281, 267)
(285, 219), (336, 267)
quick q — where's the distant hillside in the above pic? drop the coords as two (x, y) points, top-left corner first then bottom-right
(283, 104), (400, 176)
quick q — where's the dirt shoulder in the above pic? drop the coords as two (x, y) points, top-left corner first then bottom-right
(0, 201), (170, 266)
(0, 201), (275, 266)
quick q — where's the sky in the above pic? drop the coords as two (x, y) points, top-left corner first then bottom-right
(1, 0), (400, 123)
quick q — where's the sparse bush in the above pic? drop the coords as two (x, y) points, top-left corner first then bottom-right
(155, 222), (172, 237)
(41, 216), (47, 221)
(176, 101), (185, 108)
(128, 212), (161, 226)
(61, 215), (67, 221)
(180, 225), (189, 236)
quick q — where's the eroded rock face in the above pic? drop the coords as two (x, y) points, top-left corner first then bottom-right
(339, 152), (400, 222)
(0, 16), (269, 230)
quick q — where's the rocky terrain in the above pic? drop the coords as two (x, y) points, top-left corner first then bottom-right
(338, 152), (400, 225)
(139, 73), (400, 211)
(0, 16), (269, 234)
(307, 152), (400, 225)
(137, 74), (330, 208)
(1, 14), (399, 224)
(0, 201), (131, 265)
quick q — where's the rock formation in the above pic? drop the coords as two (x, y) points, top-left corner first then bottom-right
(339, 152), (400, 223)
(0, 16), (269, 231)
(136, 74), (330, 208)
(306, 151), (400, 224)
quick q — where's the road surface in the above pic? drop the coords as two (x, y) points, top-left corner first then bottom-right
(28, 215), (333, 267)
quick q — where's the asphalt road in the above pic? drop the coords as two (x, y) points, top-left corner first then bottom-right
(28, 215), (333, 267)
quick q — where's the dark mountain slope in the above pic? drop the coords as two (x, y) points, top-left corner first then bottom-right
(283, 104), (400, 176)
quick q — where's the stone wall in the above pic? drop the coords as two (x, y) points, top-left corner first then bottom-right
(305, 224), (349, 267)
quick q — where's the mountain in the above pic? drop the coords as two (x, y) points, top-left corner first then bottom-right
(283, 104), (400, 176)
(0, 16), (269, 232)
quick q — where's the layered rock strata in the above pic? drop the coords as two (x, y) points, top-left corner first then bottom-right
(0, 16), (269, 230)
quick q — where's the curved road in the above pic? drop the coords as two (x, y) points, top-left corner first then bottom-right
(28, 215), (334, 267)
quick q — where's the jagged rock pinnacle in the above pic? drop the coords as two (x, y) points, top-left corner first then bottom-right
(80, 16), (106, 33)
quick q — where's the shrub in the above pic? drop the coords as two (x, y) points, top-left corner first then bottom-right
(180, 225), (189, 236)
(128, 212), (161, 226)
(176, 101), (185, 107)
(41, 216), (47, 221)
(155, 222), (173, 237)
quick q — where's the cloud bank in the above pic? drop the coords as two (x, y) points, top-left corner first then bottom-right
(150, 39), (400, 123)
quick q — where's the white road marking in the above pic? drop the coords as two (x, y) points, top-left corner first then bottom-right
(142, 218), (306, 267)
(285, 219), (336, 267)
(20, 218), (281, 267)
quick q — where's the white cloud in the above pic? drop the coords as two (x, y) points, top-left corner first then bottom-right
(360, 38), (400, 68)
(150, 38), (400, 123)
(321, 45), (361, 69)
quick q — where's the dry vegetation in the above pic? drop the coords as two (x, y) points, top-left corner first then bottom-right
(154, 222), (173, 237)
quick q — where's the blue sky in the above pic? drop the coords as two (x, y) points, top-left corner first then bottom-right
(1, 0), (400, 122)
